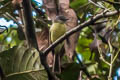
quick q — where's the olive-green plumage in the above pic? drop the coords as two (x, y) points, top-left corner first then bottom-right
(50, 15), (68, 73)
(50, 23), (66, 53)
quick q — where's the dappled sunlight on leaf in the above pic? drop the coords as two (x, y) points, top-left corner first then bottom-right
(0, 43), (47, 80)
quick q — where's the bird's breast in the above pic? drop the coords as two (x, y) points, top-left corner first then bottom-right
(50, 23), (66, 42)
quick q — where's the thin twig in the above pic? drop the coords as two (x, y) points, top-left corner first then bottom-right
(3, 12), (23, 27)
(0, 1), (11, 10)
(31, 3), (45, 17)
(78, 71), (83, 80)
(99, 56), (110, 66)
(88, 0), (105, 9)
(0, 25), (8, 34)
(6, 68), (45, 77)
(108, 38), (113, 80)
(108, 57), (113, 80)
(112, 49), (120, 64)
(93, 20), (108, 25)
(98, 41), (110, 66)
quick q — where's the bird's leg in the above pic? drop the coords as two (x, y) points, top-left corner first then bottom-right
(53, 53), (61, 74)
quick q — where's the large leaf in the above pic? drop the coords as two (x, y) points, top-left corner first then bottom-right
(60, 63), (82, 80)
(76, 36), (92, 60)
(70, 0), (88, 9)
(0, 43), (48, 80)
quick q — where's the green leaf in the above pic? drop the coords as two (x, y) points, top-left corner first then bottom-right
(60, 63), (82, 80)
(76, 37), (92, 60)
(70, 0), (88, 9)
(0, 44), (48, 80)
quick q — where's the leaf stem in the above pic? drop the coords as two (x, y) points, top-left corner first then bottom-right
(98, 43), (110, 66)
(6, 68), (45, 77)
(108, 38), (113, 80)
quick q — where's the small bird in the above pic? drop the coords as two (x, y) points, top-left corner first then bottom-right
(89, 33), (102, 60)
(89, 32), (106, 61)
(50, 15), (68, 73)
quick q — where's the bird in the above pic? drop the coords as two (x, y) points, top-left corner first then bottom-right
(89, 32), (107, 61)
(50, 15), (68, 73)
(89, 33), (102, 60)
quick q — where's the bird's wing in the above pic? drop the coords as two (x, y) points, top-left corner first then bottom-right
(49, 30), (52, 46)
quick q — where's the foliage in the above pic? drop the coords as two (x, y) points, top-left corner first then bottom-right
(0, 0), (120, 80)
(0, 43), (47, 80)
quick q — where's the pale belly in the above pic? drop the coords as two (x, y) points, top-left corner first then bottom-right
(50, 23), (66, 53)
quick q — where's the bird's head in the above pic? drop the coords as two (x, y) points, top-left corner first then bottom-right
(54, 15), (69, 24)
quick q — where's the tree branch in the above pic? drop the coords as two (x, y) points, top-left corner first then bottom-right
(42, 10), (118, 79)
(0, 1), (11, 10)
(43, 10), (118, 56)
(22, 0), (57, 80)
(3, 12), (23, 27)
(31, 3), (45, 17)
(22, 0), (38, 48)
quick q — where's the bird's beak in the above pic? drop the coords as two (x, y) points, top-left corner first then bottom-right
(64, 18), (69, 22)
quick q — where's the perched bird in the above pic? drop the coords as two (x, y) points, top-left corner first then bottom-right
(50, 15), (68, 73)
(89, 32), (106, 61)
(89, 33), (102, 60)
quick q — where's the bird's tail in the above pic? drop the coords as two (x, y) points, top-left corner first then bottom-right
(52, 53), (61, 74)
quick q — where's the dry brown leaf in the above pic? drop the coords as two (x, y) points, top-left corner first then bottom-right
(61, 9), (79, 61)
(36, 28), (49, 51)
(59, 0), (69, 10)
(43, 0), (57, 20)
(36, 28), (53, 66)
